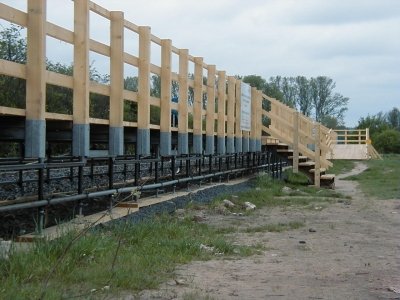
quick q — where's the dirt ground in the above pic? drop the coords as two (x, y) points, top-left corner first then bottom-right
(137, 162), (400, 300)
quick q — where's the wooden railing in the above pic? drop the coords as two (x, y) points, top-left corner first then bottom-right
(334, 129), (369, 144)
(261, 94), (335, 172)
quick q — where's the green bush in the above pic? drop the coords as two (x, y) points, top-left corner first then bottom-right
(373, 129), (400, 153)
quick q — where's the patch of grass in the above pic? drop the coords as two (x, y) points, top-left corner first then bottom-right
(329, 160), (355, 175)
(345, 154), (400, 199)
(0, 214), (258, 299)
(243, 221), (304, 233)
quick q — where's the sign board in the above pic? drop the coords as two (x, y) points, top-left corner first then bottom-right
(240, 82), (251, 131)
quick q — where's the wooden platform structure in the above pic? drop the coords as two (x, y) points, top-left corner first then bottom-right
(330, 129), (382, 160)
(0, 0), (337, 188)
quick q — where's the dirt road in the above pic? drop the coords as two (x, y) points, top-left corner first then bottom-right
(138, 162), (400, 299)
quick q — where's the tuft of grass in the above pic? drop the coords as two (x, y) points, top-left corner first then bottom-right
(242, 221), (304, 233)
(329, 160), (355, 175)
(344, 154), (400, 199)
(0, 214), (258, 299)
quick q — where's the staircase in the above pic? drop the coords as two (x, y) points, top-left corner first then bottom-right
(260, 95), (336, 188)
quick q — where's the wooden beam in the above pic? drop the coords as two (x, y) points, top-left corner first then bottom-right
(226, 76), (236, 153)
(137, 26), (151, 156)
(205, 65), (216, 155)
(73, 0), (90, 157)
(178, 49), (189, 155)
(217, 70), (226, 154)
(193, 57), (203, 154)
(235, 79), (242, 152)
(109, 11), (124, 156)
(314, 123), (321, 187)
(292, 111), (299, 173)
(25, 0), (46, 158)
(160, 39), (172, 156)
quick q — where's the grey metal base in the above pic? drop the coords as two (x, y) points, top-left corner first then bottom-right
(73, 123), (89, 157)
(25, 119), (46, 158)
(137, 128), (150, 157)
(242, 137), (249, 152)
(109, 126), (124, 156)
(235, 137), (242, 153)
(193, 134), (202, 154)
(160, 131), (171, 156)
(217, 137), (225, 154)
(226, 137), (235, 154)
(178, 133), (189, 155)
(249, 138), (257, 152)
(205, 135), (214, 155)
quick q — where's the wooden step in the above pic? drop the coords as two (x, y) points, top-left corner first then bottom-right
(288, 155), (308, 161)
(320, 174), (335, 180)
(277, 149), (293, 153)
(299, 161), (315, 167)
(309, 168), (326, 174)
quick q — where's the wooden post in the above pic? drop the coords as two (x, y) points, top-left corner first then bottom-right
(160, 39), (172, 156)
(25, 0), (46, 158)
(109, 11), (124, 156)
(293, 111), (299, 173)
(257, 90), (263, 151)
(226, 76), (236, 153)
(249, 87), (257, 152)
(344, 130), (348, 145)
(314, 123), (321, 187)
(358, 130), (361, 144)
(137, 26), (151, 157)
(193, 57), (203, 154)
(178, 49), (189, 155)
(235, 79), (242, 152)
(217, 70), (226, 154)
(73, 0), (90, 157)
(205, 65), (216, 155)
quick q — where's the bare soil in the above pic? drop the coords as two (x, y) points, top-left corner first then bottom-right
(137, 162), (400, 299)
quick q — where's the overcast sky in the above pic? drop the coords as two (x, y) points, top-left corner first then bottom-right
(3, 0), (400, 127)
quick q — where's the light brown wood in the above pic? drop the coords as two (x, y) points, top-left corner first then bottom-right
(73, 0), (90, 124)
(227, 76), (236, 140)
(0, 3), (27, 27)
(110, 11), (124, 128)
(206, 65), (216, 138)
(235, 79), (242, 139)
(178, 50), (189, 134)
(137, 26), (151, 129)
(314, 123), (321, 187)
(250, 87), (257, 141)
(26, 0), (46, 120)
(47, 22), (73, 44)
(217, 71), (226, 138)
(193, 57), (203, 137)
(160, 39), (172, 132)
(292, 111), (299, 173)
(0, 59), (26, 79)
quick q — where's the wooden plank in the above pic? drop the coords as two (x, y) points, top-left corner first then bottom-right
(227, 76), (236, 146)
(110, 11), (124, 128)
(0, 59), (26, 79)
(25, 0), (46, 121)
(206, 65), (216, 142)
(193, 57), (203, 139)
(178, 49), (189, 136)
(137, 26), (151, 129)
(46, 70), (73, 89)
(89, 1), (111, 19)
(292, 111), (299, 173)
(217, 71), (226, 141)
(89, 117), (109, 125)
(235, 80), (242, 141)
(90, 81), (110, 96)
(0, 106), (26, 116)
(45, 112), (73, 121)
(124, 20), (139, 33)
(47, 22), (74, 44)
(123, 90), (138, 102)
(124, 53), (139, 67)
(73, 0), (90, 125)
(314, 123), (321, 187)
(89, 39), (110, 57)
(0, 3), (27, 27)
(160, 39), (172, 134)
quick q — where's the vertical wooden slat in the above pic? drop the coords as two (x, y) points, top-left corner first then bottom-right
(193, 57), (203, 154)
(160, 39), (172, 156)
(235, 79), (242, 152)
(314, 123), (321, 187)
(257, 90), (262, 151)
(25, 0), (46, 158)
(109, 11), (124, 156)
(226, 76), (236, 153)
(178, 49), (189, 155)
(250, 87), (257, 152)
(72, 0), (90, 157)
(217, 70), (226, 154)
(137, 26), (151, 156)
(205, 65), (216, 155)
(292, 111), (299, 173)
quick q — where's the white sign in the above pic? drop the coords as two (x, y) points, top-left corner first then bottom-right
(240, 82), (251, 131)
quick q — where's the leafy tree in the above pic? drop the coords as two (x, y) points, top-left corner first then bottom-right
(386, 107), (400, 130)
(357, 112), (389, 138)
(295, 76), (312, 117)
(373, 129), (400, 153)
(0, 25), (26, 108)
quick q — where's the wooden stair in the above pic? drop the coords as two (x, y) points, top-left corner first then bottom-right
(274, 143), (335, 188)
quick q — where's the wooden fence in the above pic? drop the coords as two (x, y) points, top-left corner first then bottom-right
(0, 0), (336, 178)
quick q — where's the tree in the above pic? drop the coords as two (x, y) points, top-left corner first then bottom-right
(357, 112), (389, 138)
(373, 129), (400, 153)
(295, 76), (312, 117)
(310, 76), (348, 123)
(386, 107), (400, 130)
(0, 25), (26, 108)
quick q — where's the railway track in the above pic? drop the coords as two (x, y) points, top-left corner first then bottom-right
(0, 151), (287, 239)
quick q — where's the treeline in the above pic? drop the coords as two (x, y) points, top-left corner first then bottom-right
(356, 108), (400, 153)
(241, 75), (349, 129)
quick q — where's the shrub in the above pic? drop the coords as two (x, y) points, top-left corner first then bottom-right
(373, 129), (400, 153)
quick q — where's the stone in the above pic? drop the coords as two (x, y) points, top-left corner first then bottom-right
(200, 243), (215, 252)
(309, 228), (317, 233)
(282, 186), (292, 193)
(223, 199), (235, 208)
(244, 201), (256, 211)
